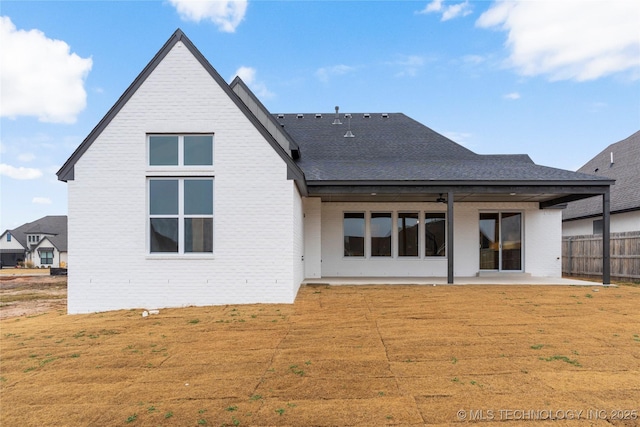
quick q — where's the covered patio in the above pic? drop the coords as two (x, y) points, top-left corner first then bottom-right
(305, 185), (615, 285)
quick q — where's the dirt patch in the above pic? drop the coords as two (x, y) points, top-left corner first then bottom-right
(0, 275), (67, 319)
(1, 282), (639, 426)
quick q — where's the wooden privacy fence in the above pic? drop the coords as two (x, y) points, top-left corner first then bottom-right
(562, 231), (640, 280)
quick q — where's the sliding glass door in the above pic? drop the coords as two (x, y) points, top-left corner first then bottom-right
(479, 212), (522, 271)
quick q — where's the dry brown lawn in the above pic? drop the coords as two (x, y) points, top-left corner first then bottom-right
(1, 278), (639, 426)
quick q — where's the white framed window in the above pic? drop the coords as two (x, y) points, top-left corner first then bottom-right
(147, 134), (214, 255)
(149, 178), (214, 254)
(148, 135), (213, 166)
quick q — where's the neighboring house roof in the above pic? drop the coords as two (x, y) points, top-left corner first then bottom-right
(3, 216), (68, 252)
(33, 236), (66, 254)
(563, 130), (640, 221)
(36, 233), (68, 254)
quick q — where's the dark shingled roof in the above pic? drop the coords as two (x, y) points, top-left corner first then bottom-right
(4, 216), (68, 252)
(279, 113), (611, 183)
(563, 130), (640, 220)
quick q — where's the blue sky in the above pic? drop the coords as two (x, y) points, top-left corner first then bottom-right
(1, 0), (639, 231)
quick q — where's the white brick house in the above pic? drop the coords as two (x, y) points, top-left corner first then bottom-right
(58, 30), (614, 314)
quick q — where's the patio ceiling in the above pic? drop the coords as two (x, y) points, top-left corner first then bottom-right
(307, 182), (612, 206)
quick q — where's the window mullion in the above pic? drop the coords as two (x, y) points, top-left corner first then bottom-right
(178, 178), (184, 254)
(178, 136), (184, 166)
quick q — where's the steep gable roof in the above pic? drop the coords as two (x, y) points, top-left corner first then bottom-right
(57, 29), (306, 190)
(563, 130), (640, 220)
(33, 235), (68, 253)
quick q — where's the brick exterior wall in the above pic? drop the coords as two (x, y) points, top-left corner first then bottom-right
(67, 42), (300, 313)
(318, 202), (562, 278)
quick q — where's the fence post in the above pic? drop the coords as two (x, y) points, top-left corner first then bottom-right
(603, 191), (611, 285)
(567, 237), (572, 276)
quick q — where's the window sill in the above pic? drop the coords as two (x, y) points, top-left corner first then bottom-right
(146, 254), (215, 260)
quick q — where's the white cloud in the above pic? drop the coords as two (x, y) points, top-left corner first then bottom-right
(316, 65), (356, 83)
(231, 66), (274, 98)
(476, 1), (640, 81)
(32, 197), (52, 205)
(0, 16), (92, 123)
(503, 92), (521, 100)
(462, 54), (486, 65)
(417, 0), (472, 21)
(18, 153), (36, 162)
(589, 101), (608, 113)
(0, 163), (43, 180)
(169, 0), (247, 32)
(389, 55), (427, 77)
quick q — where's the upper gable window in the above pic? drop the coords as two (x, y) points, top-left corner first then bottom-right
(149, 135), (213, 166)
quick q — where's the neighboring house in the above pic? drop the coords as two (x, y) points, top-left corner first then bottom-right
(563, 131), (640, 235)
(57, 30), (613, 314)
(0, 216), (68, 268)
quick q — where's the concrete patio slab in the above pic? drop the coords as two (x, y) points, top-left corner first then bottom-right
(303, 275), (604, 286)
